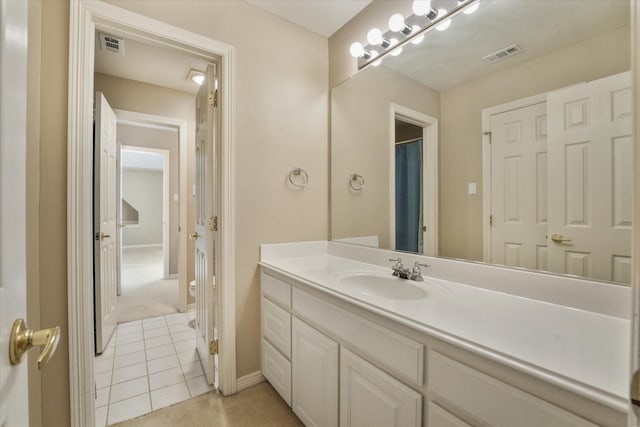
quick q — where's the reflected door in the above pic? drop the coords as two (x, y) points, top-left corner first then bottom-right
(194, 64), (219, 386)
(490, 102), (548, 270)
(546, 71), (632, 283)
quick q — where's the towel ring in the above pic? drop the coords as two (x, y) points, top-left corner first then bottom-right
(288, 167), (309, 188)
(349, 173), (365, 191)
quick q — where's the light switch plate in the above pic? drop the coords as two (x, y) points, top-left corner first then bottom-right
(468, 182), (477, 195)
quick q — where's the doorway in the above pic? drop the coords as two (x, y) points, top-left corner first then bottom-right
(389, 104), (439, 255)
(68, 3), (238, 426)
(118, 146), (176, 322)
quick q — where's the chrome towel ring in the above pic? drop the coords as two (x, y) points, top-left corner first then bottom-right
(349, 173), (365, 191)
(288, 167), (309, 188)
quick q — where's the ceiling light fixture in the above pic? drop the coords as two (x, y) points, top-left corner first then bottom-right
(388, 14), (412, 35)
(412, 0), (438, 19)
(367, 28), (390, 48)
(187, 68), (205, 85)
(435, 9), (452, 31)
(462, 0), (480, 14)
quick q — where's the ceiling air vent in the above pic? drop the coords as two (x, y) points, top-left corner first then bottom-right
(98, 33), (125, 56)
(482, 43), (522, 64)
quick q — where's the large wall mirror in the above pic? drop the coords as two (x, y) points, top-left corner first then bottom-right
(331, 0), (631, 284)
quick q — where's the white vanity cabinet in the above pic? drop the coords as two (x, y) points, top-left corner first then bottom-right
(291, 317), (339, 427)
(260, 267), (625, 427)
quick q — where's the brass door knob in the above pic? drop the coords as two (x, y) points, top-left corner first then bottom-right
(189, 232), (200, 240)
(10, 319), (60, 370)
(550, 233), (572, 244)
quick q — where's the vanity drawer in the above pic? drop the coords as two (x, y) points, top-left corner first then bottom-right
(429, 352), (597, 427)
(262, 297), (291, 358)
(261, 271), (291, 308)
(262, 338), (292, 406)
(292, 287), (424, 386)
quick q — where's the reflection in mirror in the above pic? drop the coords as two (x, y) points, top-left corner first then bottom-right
(331, 0), (631, 284)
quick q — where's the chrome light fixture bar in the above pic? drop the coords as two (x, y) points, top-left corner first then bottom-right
(352, 0), (480, 70)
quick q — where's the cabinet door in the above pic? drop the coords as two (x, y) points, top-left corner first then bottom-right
(292, 318), (338, 427)
(340, 348), (422, 427)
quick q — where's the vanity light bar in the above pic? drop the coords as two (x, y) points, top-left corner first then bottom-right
(350, 0), (480, 70)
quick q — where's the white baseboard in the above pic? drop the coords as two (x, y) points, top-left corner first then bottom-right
(122, 243), (163, 249)
(236, 370), (265, 392)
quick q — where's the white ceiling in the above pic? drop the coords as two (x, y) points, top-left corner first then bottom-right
(95, 34), (212, 94)
(381, 0), (629, 91)
(247, 0), (373, 37)
(122, 150), (164, 171)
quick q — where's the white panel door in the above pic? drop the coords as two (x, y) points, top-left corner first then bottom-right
(340, 348), (422, 427)
(291, 318), (338, 427)
(0, 0), (29, 423)
(94, 92), (118, 353)
(547, 71), (632, 283)
(195, 64), (219, 386)
(490, 102), (548, 270)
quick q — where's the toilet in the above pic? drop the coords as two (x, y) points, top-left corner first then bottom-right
(189, 280), (197, 297)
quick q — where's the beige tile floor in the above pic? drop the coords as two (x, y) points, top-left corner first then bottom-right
(111, 382), (303, 427)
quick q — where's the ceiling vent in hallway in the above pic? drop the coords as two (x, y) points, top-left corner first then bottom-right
(98, 33), (125, 56)
(482, 43), (522, 64)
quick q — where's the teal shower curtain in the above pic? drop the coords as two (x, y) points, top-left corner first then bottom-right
(395, 140), (424, 253)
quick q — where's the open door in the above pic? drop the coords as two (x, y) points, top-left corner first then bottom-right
(194, 64), (219, 386)
(94, 92), (118, 354)
(0, 0), (29, 422)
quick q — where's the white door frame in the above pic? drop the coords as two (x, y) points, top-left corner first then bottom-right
(116, 109), (189, 308)
(67, 1), (237, 426)
(389, 103), (439, 255)
(481, 93), (547, 263)
(120, 145), (171, 278)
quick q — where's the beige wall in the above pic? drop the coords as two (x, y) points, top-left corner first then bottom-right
(117, 124), (180, 274)
(439, 25), (630, 260)
(95, 73), (194, 289)
(31, 0), (328, 423)
(122, 168), (164, 245)
(331, 66), (439, 247)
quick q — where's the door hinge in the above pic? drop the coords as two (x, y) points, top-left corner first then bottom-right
(483, 131), (492, 143)
(208, 89), (218, 107)
(489, 214), (493, 226)
(209, 339), (218, 355)
(213, 216), (218, 231)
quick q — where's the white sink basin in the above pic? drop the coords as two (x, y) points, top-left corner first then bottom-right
(334, 272), (430, 300)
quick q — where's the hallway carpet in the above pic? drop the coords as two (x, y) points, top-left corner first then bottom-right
(115, 246), (179, 322)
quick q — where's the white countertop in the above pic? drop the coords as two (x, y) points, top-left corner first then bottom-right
(260, 253), (630, 411)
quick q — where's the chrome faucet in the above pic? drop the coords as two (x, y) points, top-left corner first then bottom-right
(389, 258), (411, 279)
(410, 261), (430, 281)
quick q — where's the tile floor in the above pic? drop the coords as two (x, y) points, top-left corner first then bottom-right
(95, 312), (214, 426)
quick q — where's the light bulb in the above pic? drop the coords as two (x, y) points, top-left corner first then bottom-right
(350, 42), (365, 58)
(389, 38), (402, 56)
(410, 25), (425, 45)
(192, 74), (205, 85)
(388, 14), (406, 32)
(412, 0), (432, 16)
(367, 28), (384, 45)
(435, 9), (451, 31)
(463, 1), (480, 14)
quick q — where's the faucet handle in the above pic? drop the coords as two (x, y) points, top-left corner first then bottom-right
(389, 257), (403, 266)
(413, 261), (430, 269)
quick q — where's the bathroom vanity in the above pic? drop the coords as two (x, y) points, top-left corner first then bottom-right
(259, 241), (629, 427)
